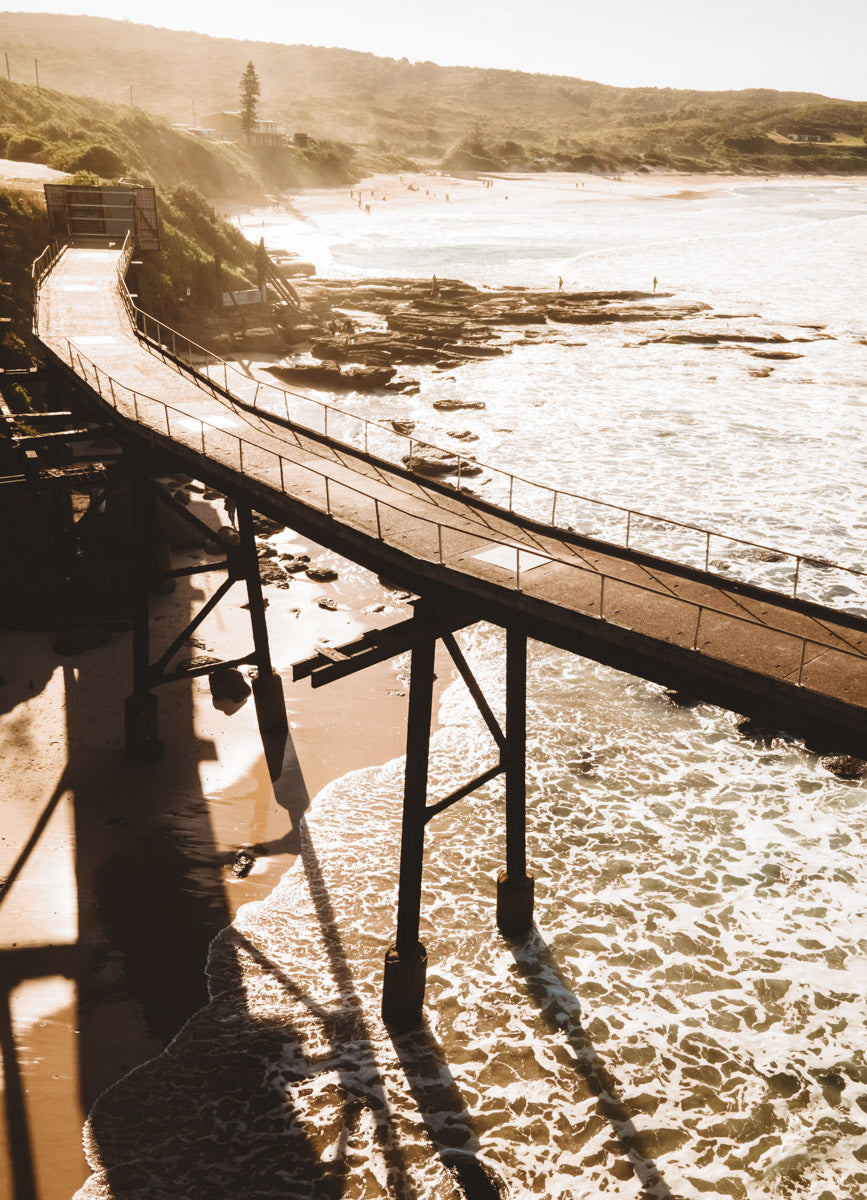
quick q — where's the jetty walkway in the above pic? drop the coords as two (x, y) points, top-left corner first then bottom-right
(34, 242), (867, 754)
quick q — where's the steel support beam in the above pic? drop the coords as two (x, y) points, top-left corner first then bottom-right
(237, 500), (288, 739)
(382, 628), (435, 1030)
(497, 627), (535, 935)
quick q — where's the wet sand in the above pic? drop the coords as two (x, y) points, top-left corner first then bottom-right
(0, 489), (449, 1200)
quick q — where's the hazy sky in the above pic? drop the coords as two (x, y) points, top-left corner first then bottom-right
(9, 1), (867, 100)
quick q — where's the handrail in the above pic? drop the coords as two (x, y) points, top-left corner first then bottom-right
(31, 239), (65, 334)
(107, 250), (867, 608)
(42, 329), (867, 704)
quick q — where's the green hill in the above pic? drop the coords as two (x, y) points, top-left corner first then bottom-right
(1, 11), (866, 174)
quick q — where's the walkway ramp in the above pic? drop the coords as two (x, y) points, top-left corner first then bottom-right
(35, 244), (867, 754)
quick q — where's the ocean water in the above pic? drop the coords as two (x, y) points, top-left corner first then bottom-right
(79, 177), (867, 1199)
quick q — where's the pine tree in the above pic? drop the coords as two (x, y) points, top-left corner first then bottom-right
(239, 61), (260, 140)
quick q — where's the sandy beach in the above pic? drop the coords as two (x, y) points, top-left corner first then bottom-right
(0, 478), (452, 1199)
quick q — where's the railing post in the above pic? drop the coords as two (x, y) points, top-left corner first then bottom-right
(705, 531), (711, 572)
(551, 490), (557, 526)
(375, 500), (382, 539)
(599, 574), (605, 619)
(797, 638), (808, 686)
(324, 405), (328, 439)
(516, 548), (521, 592)
(626, 510), (632, 549)
(508, 474), (514, 511)
(693, 607), (702, 651)
(457, 458), (463, 491)
(279, 456), (285, 492)
(325, 476), (331, 515)
(201, 422), (205, 454)
(437, 523), (443, 565)
(239, 439), (244, 473)
(793, 556), (801, 598)
(365, 421), (369, 456)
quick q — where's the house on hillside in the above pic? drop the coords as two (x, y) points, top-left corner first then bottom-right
(200, 112), (285, 147)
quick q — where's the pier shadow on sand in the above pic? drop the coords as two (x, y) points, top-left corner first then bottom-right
(0, 595), (275, 1198)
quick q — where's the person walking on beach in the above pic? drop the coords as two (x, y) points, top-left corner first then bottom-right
(431, 274), (439, 298)
(653, 275), (658, 293)
(558, 276), (564, 292)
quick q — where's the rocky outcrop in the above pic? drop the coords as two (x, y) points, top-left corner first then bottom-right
(401, 448), (483, 478)
(266, 363), (396, 391)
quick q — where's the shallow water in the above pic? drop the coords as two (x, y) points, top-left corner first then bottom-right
(79, 177), (867, 1199)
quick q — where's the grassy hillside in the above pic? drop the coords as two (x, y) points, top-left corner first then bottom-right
(0, 75), (359, 198)
(1, 12), (867, 174)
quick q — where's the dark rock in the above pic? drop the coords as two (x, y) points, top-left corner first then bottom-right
(751, 350), (803, 361)
(317, 597), (338, 611)
(306, 565), (339, 582)
(232, 850), (255, 878)
(821, 756), (867, 780)
(432, 397), (486, 411)
(736, 718), (781, 746)
(344, 365), (397, 389)
(209, 667), (251, 702)
(447, 429), (479, 442)
(54, 626), (112, 656)
(258, 560), (288, 585)
(390, 419), (416, 435)
(267, 361), (396, 391)
(281, 555), (310, 573)
(251, 514), (284, 537)
(402, 448), (484, 478)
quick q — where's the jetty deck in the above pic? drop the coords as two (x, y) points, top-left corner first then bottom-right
(36, 243), (867, 753)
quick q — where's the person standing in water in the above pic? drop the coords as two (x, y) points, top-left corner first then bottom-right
(653, 275), (658, 293)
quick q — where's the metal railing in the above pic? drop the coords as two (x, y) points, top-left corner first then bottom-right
(41, 328), (867, 704)
(105, 248), (867, 612)
(31, 240), (64, 334)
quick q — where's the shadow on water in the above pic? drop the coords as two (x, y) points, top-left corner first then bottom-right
(2, 631), (679, 1196)
(507, 929), (681, 1200)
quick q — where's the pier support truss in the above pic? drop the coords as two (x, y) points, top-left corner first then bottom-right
(124, 470), (287, 764)
(293, 607), (536, 1030)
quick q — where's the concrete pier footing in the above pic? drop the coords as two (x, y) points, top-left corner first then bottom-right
(381, 942), (428, 1030)
(252, 669), (289, 736)
(496, 869), (535, 936)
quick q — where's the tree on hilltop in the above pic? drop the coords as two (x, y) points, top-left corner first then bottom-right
(239, 61), (260, 140)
